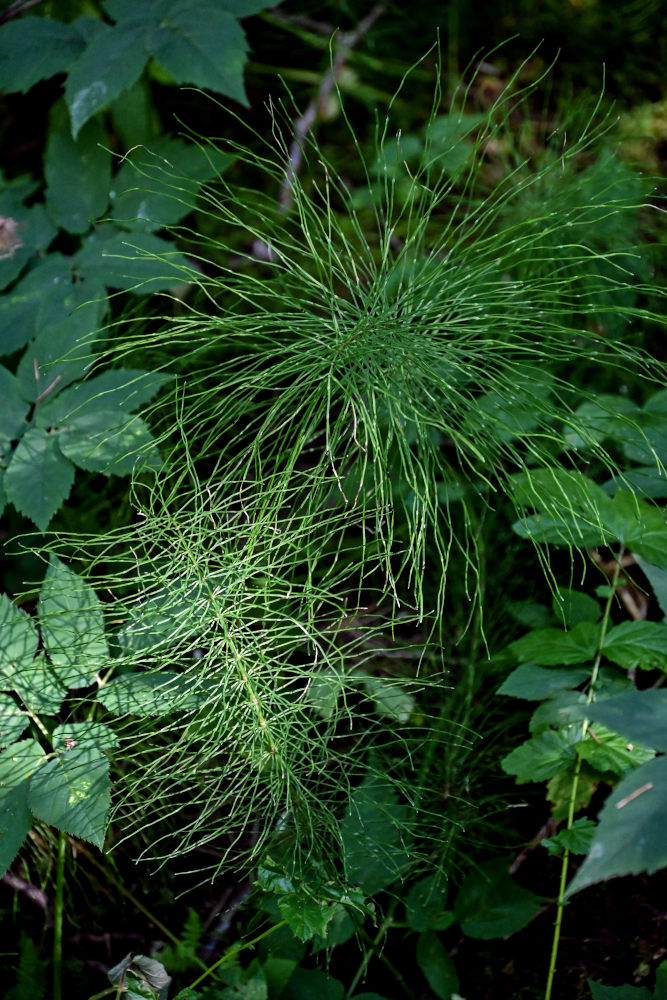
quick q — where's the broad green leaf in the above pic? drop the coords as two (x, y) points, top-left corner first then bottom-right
(498, 664), (590, 700)
(7, 654), (68, 715)
(0, 187), (58, 291)
(454, 858), (545, 939)
(261, 958), (298, 998)
(28, 744), (110, 847)
(576, 723), (654, 777)
(16, 300), (106, 402)
(508, 621), (601, 666)
(588, 981), (652, 999)
(547, 769), (598, 822)
(564, 394), (640, 450)
(0, 739), (46, 875)
(76, 227), (192, 292)
(0, 17), (85, 93)
(416, 930), (459, 1000)
(0, 366), (28, 440)
(340, 772), (410, 894)
(117, 575), (223, 653)
(111, 137), (229, 230)
(36, 369), (171, 428)
(98, 671), (200, 716)
(501, 728), (578, 783)
(602, 621), (667, 672)
(541, 817), (596, 856)
(152, 2), (250, 106)
(110, 78), (155, 147)
(285, 968), (343, 1000)
(406, 874), (454, 932)
(305, 670), (343, 720)
(45, 112), (111, 233)
(361, 675), (415, 722)
(511, 468), (612, 547)
(0, 593), (39, 672)
(38, 555), (108, 687)
(585, 689), (667, 751)
(277, 893), (335, 941)
(58, 407), (160, 475)
(607, 467), (667, 500)
(4, 427), (74, 531)
(65, 19), (151, 137)
(567, 756), (667, 895)
(0, 695), (29, 748)
(529, 690), (587, 733)
(53, 722), (118, 752)
(635, 556), (667, 617)
(552, 588), (601, 627)
(311, 905), (356, 952)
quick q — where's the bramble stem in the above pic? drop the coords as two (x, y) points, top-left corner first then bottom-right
(53, 831), (66, 1000)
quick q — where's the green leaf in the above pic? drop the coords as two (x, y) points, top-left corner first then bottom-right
(0, 739), (47, 875)
(111, 137), (229, 230)
(416, 930), (459, 1000)
(602, 621), (667, 672)
(576, 723), (654, 777)
(547, 769), (598, 822)
(0, 593), (39, 673)
(552, 588), (601, 627)
(585, 690), (667, 751)
(0, 17), (85, 93)
(498, 664), (590, 700)
(117, 575), (222, 653)
(529, 690), (586, 733)
(542, 817), (596, 856)
(568, 755), (667, 895)
(0, 695), (29, 748)
(361, 675), (415, 722)
(0, 181), (58, 291)
(6, 655), (68, 715)
(53, 722), (118, 752)
(454, 858), (545, 939)
(501, 728), (578, 783)
(508, 622), (601, 666)
(340, 772), (410, 894)
(58, 407), (161, 475)
(405, 873), (454, 932)
(38, 555), (108, 688)
(45, 111), (111, 233)
(98, 671), (201, 716)
(635, 556), (667, 617)
(28, 743), (110, 847)
(108, 954), (172, 1000)
(305, 670), (343, 720)
(564, 394), (640, 451)
(278, 893), (335, 941)
(152, 1), (251, 106)
(0, 366), (29, 441)
(285, 968), (343, 1000)
(588, 981), (653, 999)
(36, 368), (170, 428)
(76, 227), (192, 292)
(65, 19), (150, 138)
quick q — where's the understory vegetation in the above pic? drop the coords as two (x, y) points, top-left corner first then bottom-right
(1, 2), (666, 999)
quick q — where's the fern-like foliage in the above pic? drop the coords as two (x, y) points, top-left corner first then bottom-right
(48, 55), (665, 889)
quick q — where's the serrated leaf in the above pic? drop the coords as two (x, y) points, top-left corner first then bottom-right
(111, 137), (230, 230)
(508, 621), (601, 666)
(529, 690), (586, 733)
(542, 817), (596, 856)
(98, 671), (201, 716)
(4, 427), (74, 531)
(454, 858), (545, 939)
(340, 772), (410, 894)
(0, 192), (58, 291)
(117, 575), (224, 653)
(0, 695), (29, 748)
(416, 930), (459, 1000)
(53, 722), (118, 752)
(0, 17), (85, 93)
(567, 756), (667, 895)
(0, 593), (39, 673)
(45, 112), (111, 233)
(0, 739), (47, 875)
(585, 689), (667, 751)
(152, 2), (250, 106)
(76, 227), (192, 292)
(635, 556), (667, 618)
(552, 588), (601, 627)
(405, 874), (454, 932)
(305, 670), (343, 720)
(38, 555), (108, 688)
(28, 744), (110, 847)
(501, 728), (578, 783)
(36, 369), (171, 428)
(7, 654), (68, 715)
(16, 300), (106, 403)
(58, 407), (161, 475)
(547, 769), (598, 822)
(65, 19), (150, 137)
(602, 621), (667, 672)
(0, 366), (29, 440)
(278, 893), (335, 941)
(361, 675), (415, 722)
(498, 663), (590, 700)
(564, 395), (640, 451)
(576, 723), (654, 777)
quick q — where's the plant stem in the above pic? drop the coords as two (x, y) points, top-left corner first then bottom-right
(345, 899), (398, 999)
(185, 919), (288, 992)
(53, 831), (66, 1000)
(544, 548), (624, 1000)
